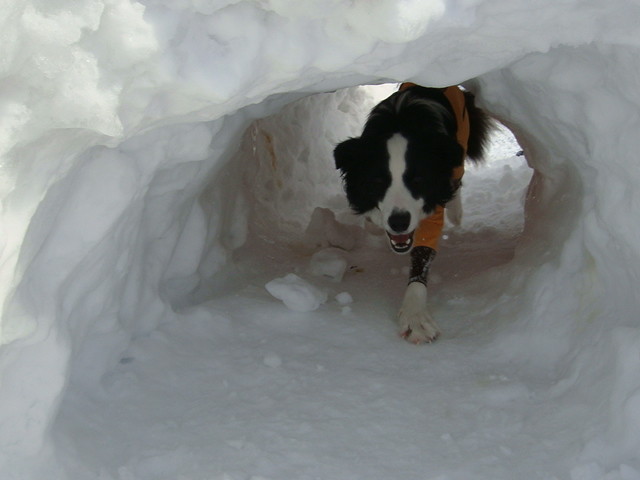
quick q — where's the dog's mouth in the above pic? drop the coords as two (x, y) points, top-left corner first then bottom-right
(386, 231), (414, 254)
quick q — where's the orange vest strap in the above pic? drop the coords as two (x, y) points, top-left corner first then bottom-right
(442, 86), (470, 156)
(400, 85), (469, 251)
(414, 205), (445, 250)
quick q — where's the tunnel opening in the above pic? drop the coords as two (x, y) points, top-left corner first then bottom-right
(173, 84), (533, 320)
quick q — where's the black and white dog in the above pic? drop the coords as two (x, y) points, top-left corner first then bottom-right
(334, 83), (492, 343)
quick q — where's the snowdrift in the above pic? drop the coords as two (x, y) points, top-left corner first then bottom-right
(2, 1), (640, 478)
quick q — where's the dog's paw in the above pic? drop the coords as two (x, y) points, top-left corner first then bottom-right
(397, 282), (440, 344)
(397, 310), (440, 344)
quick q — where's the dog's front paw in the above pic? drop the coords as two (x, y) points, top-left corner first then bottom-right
(397, 309), (440, 344)
(397, 282), (440, 344)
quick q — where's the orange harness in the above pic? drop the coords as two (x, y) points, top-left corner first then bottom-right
(398, 83), (469, 250)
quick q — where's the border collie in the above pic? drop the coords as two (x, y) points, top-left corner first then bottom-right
(334, 83), (493, 343)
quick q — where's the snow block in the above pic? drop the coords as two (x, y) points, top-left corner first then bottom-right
(265, 274), (328, 312)
(308, 248), (348, 282)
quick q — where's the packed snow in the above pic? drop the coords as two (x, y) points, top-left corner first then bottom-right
(2, 1), (640, 479)
(265, 273), (328, 312)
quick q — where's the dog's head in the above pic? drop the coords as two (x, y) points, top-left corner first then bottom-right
(335, 130), (462, 254)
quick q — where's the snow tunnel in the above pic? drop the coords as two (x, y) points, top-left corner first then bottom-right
(2, 2), (640, 479)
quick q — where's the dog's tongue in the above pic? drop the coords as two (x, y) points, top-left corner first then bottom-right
(390, 233), (411, 244)
(387, 231), (414, 253)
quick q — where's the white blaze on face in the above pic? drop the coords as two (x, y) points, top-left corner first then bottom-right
(376, 133), (425, 234)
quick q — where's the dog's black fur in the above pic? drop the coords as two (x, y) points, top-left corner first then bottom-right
(334, 85), (492, 218)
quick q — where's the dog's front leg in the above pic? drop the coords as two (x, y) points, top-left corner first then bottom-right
(397, 246), (440, 344)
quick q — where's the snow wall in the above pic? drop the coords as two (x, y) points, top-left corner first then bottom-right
(2, 0), (640, 477)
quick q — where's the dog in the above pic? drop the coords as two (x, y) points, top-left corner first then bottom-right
(334, 83), (493, 343)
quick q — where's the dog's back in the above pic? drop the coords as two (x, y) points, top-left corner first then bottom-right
(463, 91), (493, 162)
(369, 85), (493, 163)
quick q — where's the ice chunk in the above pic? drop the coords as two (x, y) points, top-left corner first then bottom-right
(335, 291), (353, 305)
(265, 274), (327, 312)
(308, 248), (348, 282)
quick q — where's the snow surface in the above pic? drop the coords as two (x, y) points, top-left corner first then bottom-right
(2, 1), (640, 479)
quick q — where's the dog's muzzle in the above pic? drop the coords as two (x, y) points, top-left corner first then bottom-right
(386, 210), (414, 254)
(386, 231), (414, 254)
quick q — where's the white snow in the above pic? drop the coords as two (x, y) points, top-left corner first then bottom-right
(334, 292), (353, 306)
(308, 247), (348, 282)
(265, 273), (327, 312)
(2, 1), (640, 479)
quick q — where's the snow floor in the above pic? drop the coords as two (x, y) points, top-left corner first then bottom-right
(50, 130), (603, 480)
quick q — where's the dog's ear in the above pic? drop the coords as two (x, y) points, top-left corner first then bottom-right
(334, 137), (362, 172)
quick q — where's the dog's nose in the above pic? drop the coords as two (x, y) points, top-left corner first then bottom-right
(387, 210), (411, 233)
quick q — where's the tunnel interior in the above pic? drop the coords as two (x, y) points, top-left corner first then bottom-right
(2, 7), (640, 476)
(41, 64), (633, 476)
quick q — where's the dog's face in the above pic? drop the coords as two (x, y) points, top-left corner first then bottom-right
(335, 131), (461, 254)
